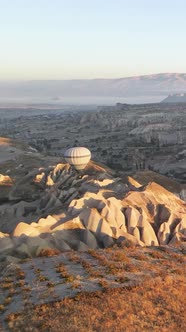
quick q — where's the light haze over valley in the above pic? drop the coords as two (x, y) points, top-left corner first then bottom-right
(1, 73), (186, 105)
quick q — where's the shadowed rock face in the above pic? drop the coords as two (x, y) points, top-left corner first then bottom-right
(0, 162), (186, 259)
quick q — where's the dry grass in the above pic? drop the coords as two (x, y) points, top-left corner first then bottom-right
(1, 282), (14, 290)
(98, 279), (110, 289)
(68, 252), (105, 278)
(148, 251), (165, 259)
(4, 297), (12, 305)
(108, 249), (130, 263)
(46, 281), (55, 288)
(5, 275), (186, 332)
(2, 246), (185, 332)
(15, 270), (25, 280)
(38, 248), (61, 257)
(130, 252), (147, 261)
(88, 249), (138, 275)
(56, 263), (75, 283)
(15, 280), (25, 288)
(0, 304), (5, 312)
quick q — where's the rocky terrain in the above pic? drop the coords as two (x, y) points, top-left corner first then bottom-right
(0, 150), (186, 263)
(1, 101), (186, 186)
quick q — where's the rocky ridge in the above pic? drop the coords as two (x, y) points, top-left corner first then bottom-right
(0, 161), (186, 261)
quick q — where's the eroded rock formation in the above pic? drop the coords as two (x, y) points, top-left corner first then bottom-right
(0, 162), (186, 260)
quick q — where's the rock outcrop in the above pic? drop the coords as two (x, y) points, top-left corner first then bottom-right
(0, 162), (186, 259)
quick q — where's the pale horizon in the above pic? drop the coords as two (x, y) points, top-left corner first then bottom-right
(1, 72), (186, 82)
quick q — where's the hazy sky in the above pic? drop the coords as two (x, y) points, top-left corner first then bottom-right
(0, 0), (186, 80)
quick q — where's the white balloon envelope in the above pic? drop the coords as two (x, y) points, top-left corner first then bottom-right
(64, 147), (91, 170)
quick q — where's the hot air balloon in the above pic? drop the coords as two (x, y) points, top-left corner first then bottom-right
(64, 147), (91, 170)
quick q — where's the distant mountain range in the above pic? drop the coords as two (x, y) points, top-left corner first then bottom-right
(1, 73), (186, 103)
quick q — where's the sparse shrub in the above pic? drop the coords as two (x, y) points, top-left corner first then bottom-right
(38, 248), (60, 257)
(8, 288), (17, 296)
(98, 279), (109, 289)
(0, 304), (5, 312)
(148, 251), (165, 259)
(70, 280), (80, 289)
(123, 263), (137, 272)
(80, 260), (92, 270)
(163, 275), (173, 285)
(22, 286), (31, 292)
(118, 239), (135, 248)
(88, 270), (104, 278)
(68, 253), (80, 263)
(46, 281), (55, 288)
(65, 275), (75, 283)
(106, 263), (119, 275)
(15, 270), (25, 280)
(3, 277), (13, 283)
(170, 252), (185, 263)
(34, 268), (41, 274)
(131, 253), (147, 261)
(4, 296), (12, 305)
(116, 276), (130, 283)
(110, 250), (130, 263)
(5, 313), (20, 322)
(76, 257), (104, 278)
(15, 280), (25, 287)
(2, 282), (14, 289)
(38, 275), (48, 282)
(170, 267), (184, 275)
(56, 263), (74, 282)
(56, 264), (67, 274)
(88, 249), (109, 266)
